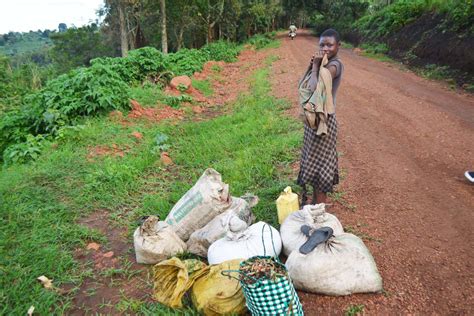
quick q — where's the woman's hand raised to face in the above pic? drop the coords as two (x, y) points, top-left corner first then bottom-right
(311, 51), (326, 71)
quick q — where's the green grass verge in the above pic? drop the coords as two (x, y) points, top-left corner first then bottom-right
(0, 55), (301, 314)
(341, 41), (354, 49)
(130, 83), (167, 107)
(359, 43), (394, 62)
(191, 79), (213, 97)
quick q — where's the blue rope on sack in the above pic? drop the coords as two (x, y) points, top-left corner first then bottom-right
(261, 222), (278, 260)
(221, 223), (280, 286)
(221, 223), (279, 286)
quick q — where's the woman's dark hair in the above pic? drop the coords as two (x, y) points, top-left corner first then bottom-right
(320, 29), (340, 43)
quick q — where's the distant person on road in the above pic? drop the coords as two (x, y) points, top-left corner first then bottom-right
(289, 24), (297, 35)
(297, 28), (344, 205)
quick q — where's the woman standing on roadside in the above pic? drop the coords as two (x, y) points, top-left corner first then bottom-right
(297, 28), (344, 205)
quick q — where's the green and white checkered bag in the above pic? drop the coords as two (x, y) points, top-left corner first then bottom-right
(222, 224), (304, 315)
(239, 256), (303, 315)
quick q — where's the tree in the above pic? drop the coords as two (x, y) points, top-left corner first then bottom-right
(160, 0), (168, 53)
(118, 2), (128, 56)
(58, 23), (67, 32)
(166, 0), (197, 50)
(103, 0), (145, 57)
(50, 24), (114, 72)
(217, 0), (242, 41)
(42, 30), (51, 38)
(195, 0), (226, 44)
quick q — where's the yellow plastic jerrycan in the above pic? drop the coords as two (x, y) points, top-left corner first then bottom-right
(276, 186), (300, 224)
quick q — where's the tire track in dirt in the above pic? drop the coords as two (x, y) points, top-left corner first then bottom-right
(270, 29), (474, 315)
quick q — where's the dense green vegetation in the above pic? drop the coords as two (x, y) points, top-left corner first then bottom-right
(0, 30), (52, 56)
(49, 24), (115, 73)
(0, 41), (243, 165)
(352, 0), (473, 87)
(355, 0), (473, 40)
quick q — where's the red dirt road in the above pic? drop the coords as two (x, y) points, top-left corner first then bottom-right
(271, 30), (474, 314)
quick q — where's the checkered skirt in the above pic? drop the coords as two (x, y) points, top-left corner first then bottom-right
(297, 114), (339, 193)
(239, 257), (304, 315)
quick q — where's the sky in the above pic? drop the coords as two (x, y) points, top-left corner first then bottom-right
(0, 0), (104, 34)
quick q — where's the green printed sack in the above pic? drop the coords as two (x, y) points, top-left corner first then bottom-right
(165, 168), (231, 241)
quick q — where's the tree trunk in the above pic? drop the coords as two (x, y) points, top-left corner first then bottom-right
(207, 24), (213, 43)
(175, 27), (184, 50)
(205, 1), (225, 44)
(160, 0), (168, 54)
(118, 4), (128, 57)
(128, 27), (136, 50)
(126, 12), (137, 50)
(178, 29), (184, 50)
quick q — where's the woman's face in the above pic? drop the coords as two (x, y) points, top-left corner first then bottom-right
(319, 36), (339, 59)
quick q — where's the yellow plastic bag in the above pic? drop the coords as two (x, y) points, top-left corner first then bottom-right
(191, 259), (247, 316)
(153, 257), (207, 308)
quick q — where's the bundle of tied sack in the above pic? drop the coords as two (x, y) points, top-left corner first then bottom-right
(281, 203), (383, 296)
(133, 168), (383, 315)
(134, 168), (287, 315)
(133, 168), (280, 264)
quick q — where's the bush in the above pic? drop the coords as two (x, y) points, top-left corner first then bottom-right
(439, 0), (473, 33)
(354, 0), (473, 40)
(91, 47), (168, 84)
(2, 134), (46, 166)
(164, 95), (193, 108)
(247, 35), (273, 49)
(164, 48), (210, 76)
(360, 43), (389, 54)
(313, 0), (370, 37)
(165, 41), (240, 76)
(355, 0), (427, 39)
(0, 62), (130, 163)
(202, 40), (240, 62)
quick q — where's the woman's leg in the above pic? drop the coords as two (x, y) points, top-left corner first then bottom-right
(316, 192), (327, 204)
(301, 184), (308, 206)
(312, 186), (327, 204)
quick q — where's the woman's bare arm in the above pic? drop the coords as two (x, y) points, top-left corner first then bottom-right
(327, 65), (337, 79)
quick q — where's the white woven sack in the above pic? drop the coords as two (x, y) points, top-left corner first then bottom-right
(280, 203), (344, 256)
(286, 233), (383, 295)
(207, 222), (282, 265)
(134, 218), (187, 264)
(186, 195), (257, 257)
(165, 168), (232, 241)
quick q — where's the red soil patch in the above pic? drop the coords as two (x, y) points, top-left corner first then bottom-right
(163, 49), (271, 116)
(109, 110), (124, 120)
(194, 61), (226, 80)
(68, 210), (152, 315)
(87, 144), (129, 160)
(131, 131), (143, 140)
(128, 99), (184, 122)
(160, 151), (173, 165)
